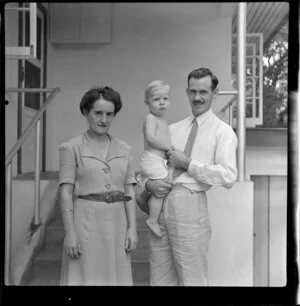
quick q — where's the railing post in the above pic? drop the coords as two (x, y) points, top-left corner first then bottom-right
(3, 88), (59, 286)
(237, 2), (247, 181)
(29, 3), (37, 58)
(5, 163), (12, 285)
(34, 119), (41, 225)
(229, 105), (233, 126)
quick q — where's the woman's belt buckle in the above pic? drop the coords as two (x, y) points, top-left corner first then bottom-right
(78, 191), (132, 203)
(105, 192), (117, 203)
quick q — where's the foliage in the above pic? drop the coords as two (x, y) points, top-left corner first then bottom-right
(262, 86), (283, 127)
(262, 22), (288, 127)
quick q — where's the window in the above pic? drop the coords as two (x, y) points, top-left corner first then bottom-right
(229, 22), (288, 129)
(231, 33), (263, 128)
(5, 3), (37, 59)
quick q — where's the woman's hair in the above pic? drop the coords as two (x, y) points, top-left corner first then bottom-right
(145, 80), (170, 102)
(79, 86), (122, 115)
(187, 67), (219, 91)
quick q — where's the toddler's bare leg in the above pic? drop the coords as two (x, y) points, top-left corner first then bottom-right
(146, 196), (163, 238)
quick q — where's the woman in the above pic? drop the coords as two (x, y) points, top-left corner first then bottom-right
(59, 86), (138, 285)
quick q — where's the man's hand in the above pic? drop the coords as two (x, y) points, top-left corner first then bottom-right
(146, 179), (173, 198)
(167, 146), (191, 170)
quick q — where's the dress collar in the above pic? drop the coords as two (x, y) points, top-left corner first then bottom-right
(81, 131), (125, 162)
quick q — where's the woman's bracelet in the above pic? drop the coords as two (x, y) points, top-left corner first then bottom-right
(61, 208), (73, 214)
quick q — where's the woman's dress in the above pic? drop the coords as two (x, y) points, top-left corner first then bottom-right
(59, 132), (136, 285)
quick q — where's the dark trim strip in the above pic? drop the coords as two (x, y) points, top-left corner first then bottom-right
(17, 3), (23, 174)
(38, 3), (47, 172)
(17, 3), (48, 173)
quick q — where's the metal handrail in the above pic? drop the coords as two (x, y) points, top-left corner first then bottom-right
(5, 88), (58, 93)
(5, 87), (60, 166)
(219, 90), (238, 96)
(219, 91), (238, 111)
(218, 90), (238, 126)
(5, 87), (60, 285)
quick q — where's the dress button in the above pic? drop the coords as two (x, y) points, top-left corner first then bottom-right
(105, 184), (111, 189)
(103, 168), (110, 173)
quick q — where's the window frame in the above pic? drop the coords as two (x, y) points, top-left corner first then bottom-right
(5, 3), (37, 59)
(231, 33), (263, 128)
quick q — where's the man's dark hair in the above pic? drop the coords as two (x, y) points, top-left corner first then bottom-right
(187, 68), (219, 90)
(79, 86), (122, 115)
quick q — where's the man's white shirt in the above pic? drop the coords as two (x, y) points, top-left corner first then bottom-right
(169, 108), (238, 192)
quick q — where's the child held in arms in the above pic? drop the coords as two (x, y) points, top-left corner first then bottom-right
(140, 80), (173, 237)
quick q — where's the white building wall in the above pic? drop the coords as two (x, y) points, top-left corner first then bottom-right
(207, 181), (254, 286)
(46, 3), (233, 170)
(5, 3), (259, 286)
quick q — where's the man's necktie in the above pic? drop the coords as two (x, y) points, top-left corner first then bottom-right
(172, 118), (198, 179)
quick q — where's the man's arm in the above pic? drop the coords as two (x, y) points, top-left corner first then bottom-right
(167, 129), (238, 188)
(188, 130), (238, 188)
(134, 173), (172, 215)
(136, 172), (172, 197)
(145, 179), (172, 197)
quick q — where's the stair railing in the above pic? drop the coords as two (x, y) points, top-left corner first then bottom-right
(218, 90), (238, 126)
(5, 87), (60, 285)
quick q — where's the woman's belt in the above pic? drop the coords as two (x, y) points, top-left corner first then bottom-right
(78, 191), (132, 203)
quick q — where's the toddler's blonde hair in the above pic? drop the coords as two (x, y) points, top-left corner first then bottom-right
(145, 80), (170, 102)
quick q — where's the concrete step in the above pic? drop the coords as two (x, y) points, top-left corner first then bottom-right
(29, 275), (60, 286)
(35, 242), (63, 261)
(136, 229), (149, 250)
(30, 259), (61, 286)
(132, 261), (150, 286)
(45, 216), (64, 246)
(30, 243), (149, 285)
(29, 244), (62, 286)
(54, 201), (62, 216)
(30, 259), (150, 286)
(29, 205), (151, 286)
(132, 249), (149, 262)
(45, 229), (64, 247)
(137, 213), (148, 230)
(48, 212), (63, 228)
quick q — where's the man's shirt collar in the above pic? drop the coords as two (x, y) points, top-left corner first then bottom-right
(188, 108), (213, 127)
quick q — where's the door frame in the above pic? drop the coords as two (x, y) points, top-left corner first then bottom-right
(17, 3), (47, 174)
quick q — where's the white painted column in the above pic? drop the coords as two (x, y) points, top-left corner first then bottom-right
(237, 2), (247, 181)
(5, 163), (12, 285)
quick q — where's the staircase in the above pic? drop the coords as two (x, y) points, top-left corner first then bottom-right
(27, 198), (150, 286)
(132, 213), (150, 286)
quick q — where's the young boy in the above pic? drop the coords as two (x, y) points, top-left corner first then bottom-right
(140, 80), (173, 237)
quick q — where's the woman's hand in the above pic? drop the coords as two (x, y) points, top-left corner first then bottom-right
(63, 230), (82, 259)
(124, 227), (138, 252)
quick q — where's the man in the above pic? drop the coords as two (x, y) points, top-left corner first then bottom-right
(140, 67), (238, 286)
